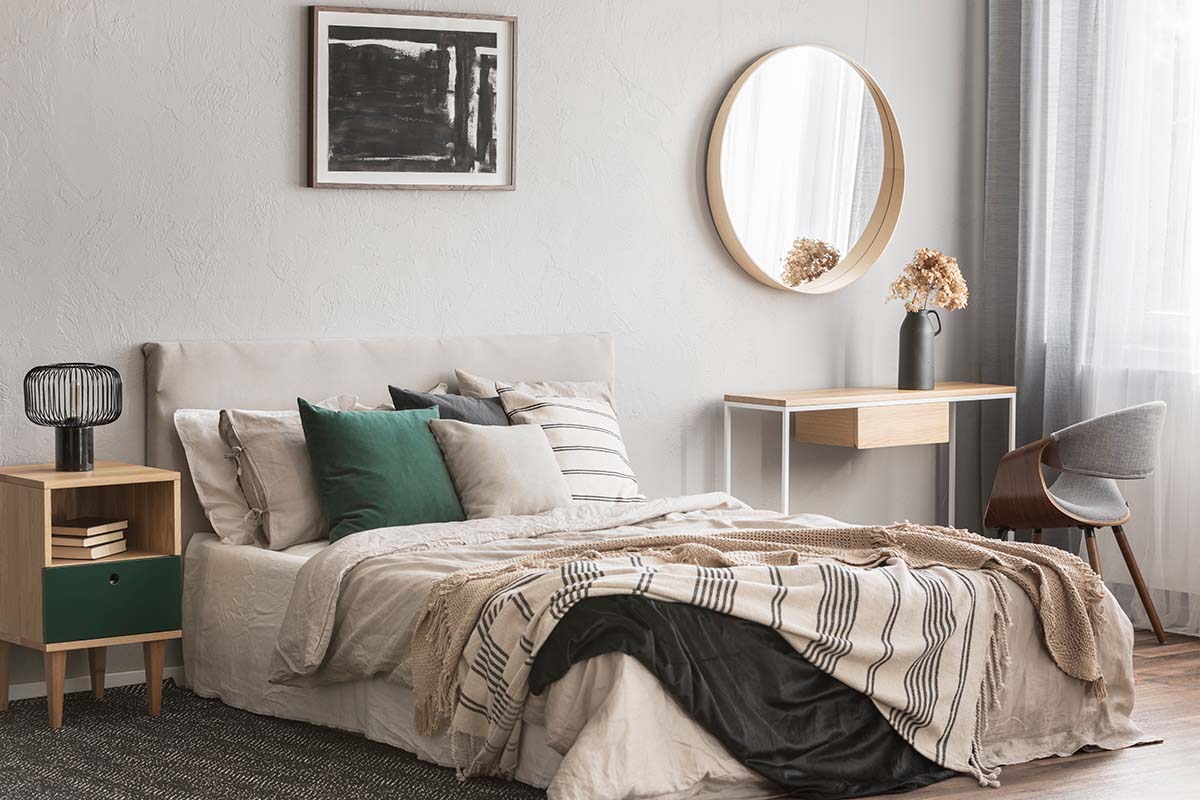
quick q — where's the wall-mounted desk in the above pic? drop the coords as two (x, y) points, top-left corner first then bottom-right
(723, 382), (1017, 527)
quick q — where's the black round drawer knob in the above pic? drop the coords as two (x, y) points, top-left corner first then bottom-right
(109, 573), (121, 585)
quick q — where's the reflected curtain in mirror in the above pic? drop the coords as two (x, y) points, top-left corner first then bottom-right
(720, 49), (882, 266)
(707, 46), (903, 294)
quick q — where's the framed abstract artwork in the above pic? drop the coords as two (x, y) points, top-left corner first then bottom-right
(308, 6), (516, 189)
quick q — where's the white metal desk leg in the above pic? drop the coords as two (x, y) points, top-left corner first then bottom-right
(1007, 396), (1017, 451)
(1007, 395), (1017, 541)
(947, 403), (957, 528)
(780, 409), (790, 516)
(723, 404), (732, 495)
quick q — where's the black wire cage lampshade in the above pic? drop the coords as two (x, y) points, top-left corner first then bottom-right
(24, 363), (123, 472)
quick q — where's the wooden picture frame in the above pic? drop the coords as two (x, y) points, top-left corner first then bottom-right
(308, 6), (517, 190)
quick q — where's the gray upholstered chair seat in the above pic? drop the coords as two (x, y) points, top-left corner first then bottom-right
(1046, 472), (1129, 524)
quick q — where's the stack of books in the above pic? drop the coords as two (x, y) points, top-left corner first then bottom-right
(51, 517), (129, 560)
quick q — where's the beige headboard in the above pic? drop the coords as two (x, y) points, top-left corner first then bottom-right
(144, 334), (614, 543)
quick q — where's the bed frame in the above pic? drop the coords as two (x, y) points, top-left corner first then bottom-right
(143, 334), (614, 546)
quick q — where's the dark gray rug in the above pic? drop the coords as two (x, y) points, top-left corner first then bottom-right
(0, 680), (546, 799)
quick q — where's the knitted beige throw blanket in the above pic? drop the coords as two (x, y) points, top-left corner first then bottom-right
(412, 523), (1107, 741)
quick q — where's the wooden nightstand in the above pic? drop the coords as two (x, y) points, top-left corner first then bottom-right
(0, 461), (181, 729)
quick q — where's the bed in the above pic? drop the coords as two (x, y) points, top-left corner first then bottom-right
(149, 336), (1148, 800)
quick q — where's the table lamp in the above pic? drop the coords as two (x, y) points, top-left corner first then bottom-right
(24, 362), (123, 471)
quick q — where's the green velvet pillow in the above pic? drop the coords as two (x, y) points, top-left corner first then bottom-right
(297, 399), (464, 541)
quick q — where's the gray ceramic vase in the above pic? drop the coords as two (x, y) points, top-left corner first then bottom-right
(897, 310), (941, 390)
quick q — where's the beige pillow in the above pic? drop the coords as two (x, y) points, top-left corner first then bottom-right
(216, 396), (354, 549)
(430, 420), (573, 519)
(219, 409), (324, 549)
(498, 387), (644, 504)
(174, 409), (257, 545)
(455, 369), (614, 406)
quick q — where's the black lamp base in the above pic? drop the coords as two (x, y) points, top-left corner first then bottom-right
(55, 427), (94, 472)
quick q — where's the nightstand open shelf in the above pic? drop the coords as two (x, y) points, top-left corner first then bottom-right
(0, 461), (182, 729)
(49, 546), (165, 568)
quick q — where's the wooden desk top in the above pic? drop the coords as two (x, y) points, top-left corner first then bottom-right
(0, 461), (180, 490)
(725, 382), (1017, 408)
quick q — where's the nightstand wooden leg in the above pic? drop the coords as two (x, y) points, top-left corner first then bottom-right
(143, 640), (164, 716)
(88, 647), (107, 701)
(45, 651), (66, 730)
(0, 641), (10, 712)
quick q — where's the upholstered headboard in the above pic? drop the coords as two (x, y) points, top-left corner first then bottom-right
(143, 334), (615, 543)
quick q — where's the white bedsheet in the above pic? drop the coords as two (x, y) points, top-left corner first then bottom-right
(184, 504), (1147, 800)
(182, 534), (562, 790)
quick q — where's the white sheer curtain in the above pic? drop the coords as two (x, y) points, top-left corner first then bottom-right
(1086, 0), (1200, 635)
(983, 0), (1200, 635)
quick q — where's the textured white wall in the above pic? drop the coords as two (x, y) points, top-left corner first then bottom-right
(0, 1), (986, 685)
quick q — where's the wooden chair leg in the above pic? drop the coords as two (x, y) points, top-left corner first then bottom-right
(44, 651), (66, 730)
(88, 646), (107, 701)
(143, 640), (164, 717)
(1031, 528), (1043, 545)
(1112, 525), (1167, 644)
(1083, 527), (1102, 576)
(0, 641), (9, 712)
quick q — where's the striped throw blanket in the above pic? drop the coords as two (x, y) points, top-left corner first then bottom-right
(413, 525), (1107, 787)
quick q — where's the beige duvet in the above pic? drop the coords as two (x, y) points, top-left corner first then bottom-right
(269, 494), (1147, 797)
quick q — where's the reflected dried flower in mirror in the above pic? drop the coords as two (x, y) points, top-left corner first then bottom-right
(885, 247), (969, 312)
(780, 238), (841, 287)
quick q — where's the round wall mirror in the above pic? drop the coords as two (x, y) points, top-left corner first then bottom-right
(707, 46), (904, 294)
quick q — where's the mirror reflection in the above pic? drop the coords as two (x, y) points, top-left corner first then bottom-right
(719, 47), (885, 287)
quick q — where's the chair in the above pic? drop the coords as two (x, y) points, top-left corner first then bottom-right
(984, 401), (1167, 643)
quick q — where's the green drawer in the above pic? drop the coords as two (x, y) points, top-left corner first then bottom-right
(43, 556), (181, 644)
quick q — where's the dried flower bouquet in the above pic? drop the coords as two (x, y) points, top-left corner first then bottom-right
(781, 237), (840, 287)
(885, 248), (969, 312)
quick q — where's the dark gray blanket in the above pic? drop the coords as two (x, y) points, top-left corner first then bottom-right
(529, 595), (956, 799)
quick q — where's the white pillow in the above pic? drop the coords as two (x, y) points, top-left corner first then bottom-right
(497, 387), (644, 504)
(430, 420), (573, 519)
(174, 409), (257, 545)
(455, 369), (614, 406)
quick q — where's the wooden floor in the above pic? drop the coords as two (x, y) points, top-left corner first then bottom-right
(906, 631), (1200, 799)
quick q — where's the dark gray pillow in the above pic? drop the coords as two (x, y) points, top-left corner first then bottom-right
(388, 386), (510, 426)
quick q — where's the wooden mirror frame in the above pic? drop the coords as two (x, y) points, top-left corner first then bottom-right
(706, 46), (905, 294)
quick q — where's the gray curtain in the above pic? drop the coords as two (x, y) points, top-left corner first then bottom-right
(847, 90), (883, 246)
(979, 0), (1107, 549)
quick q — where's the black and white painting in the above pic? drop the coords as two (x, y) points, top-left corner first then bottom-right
(310, 8), (515, 189)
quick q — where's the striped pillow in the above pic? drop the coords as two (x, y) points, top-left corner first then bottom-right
(497, 386), (644, 504)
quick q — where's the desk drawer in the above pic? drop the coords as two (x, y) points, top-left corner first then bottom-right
(795, 403), (949, 449)
(43, 556), (181, 644)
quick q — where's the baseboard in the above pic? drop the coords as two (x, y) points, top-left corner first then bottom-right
(9, 665), (186, 702)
